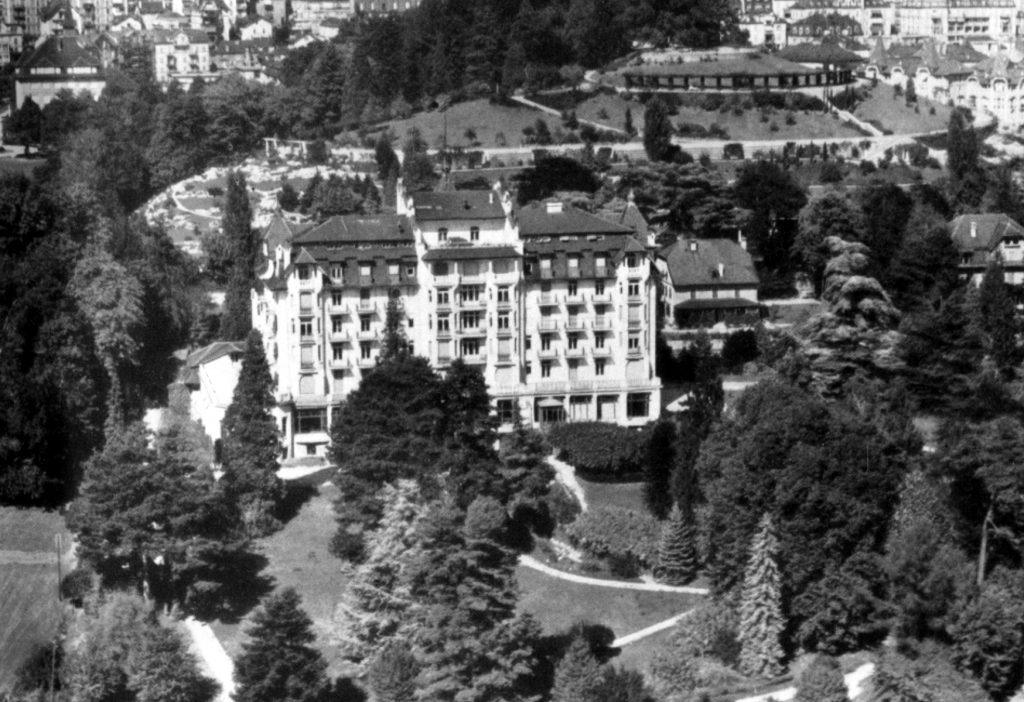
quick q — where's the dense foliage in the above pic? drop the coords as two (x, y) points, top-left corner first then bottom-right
(546, 422), (649, 479)
(564, 507), (661, 568)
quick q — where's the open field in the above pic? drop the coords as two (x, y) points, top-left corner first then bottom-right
(516, 565), (702, 671)
(210, 482), (353, 678)
(0, 507), (69, 552)
(363, 98), (556, 149)
(0, 156), (45, 177)
(852, 85), (953, 134)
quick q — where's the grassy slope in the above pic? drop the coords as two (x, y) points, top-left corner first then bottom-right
(210, 483), (353, 678)
(0, 508), (69, 692)
(578, 478), (646, 513)
(853, 85), (952, 134)
(365, 99), (554, 149)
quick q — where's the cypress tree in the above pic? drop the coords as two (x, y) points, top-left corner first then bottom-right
(795, 654), (847, 702)
(220, 170), (256, 340)
(656, 505), (700, 585)
(978, 257), (1019, 374)
(380, 293), (411, 363)
(624, 107), (635, 136)
(643, 97), (674, 162)
(551, 635), (604, 702)
(234, 588), (331, 702)
(221, 329), (283, 536)
(738, 513), (785, 679)
(644, 421), (676, 519)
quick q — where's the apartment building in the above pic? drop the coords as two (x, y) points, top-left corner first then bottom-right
(252, 186), (661, 458)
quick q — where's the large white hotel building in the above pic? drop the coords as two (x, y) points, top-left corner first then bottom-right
(252, 185), (661, 458)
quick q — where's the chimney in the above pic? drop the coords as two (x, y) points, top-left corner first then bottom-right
(718, 262), (725, 278)
(738, 229), (747, 250)
(689, 240), (698, 252)
(970, 220), (978, 238)
(546, 201), (564, 214)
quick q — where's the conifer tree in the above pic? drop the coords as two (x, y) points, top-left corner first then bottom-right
(624, 107), (635, 136)
(366, 639), (419, 702)
(381, 293), (411, 363)
(656, 505), (700, 585)
(551, 635), (604, 702)
(220, 170), (256, 340)
(221, 330), (283, 536)
(795, 654), (847, 702)
(738, 513), (785, 678)
(234, 588), (331, 702)
(644, 420), (676, 519)
(643, 97), (674, 162)
(978, 257), (1019, 374)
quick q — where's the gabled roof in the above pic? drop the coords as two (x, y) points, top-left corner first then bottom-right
(518, 201), (635, 237)
(293, 214), (413, 246)
(950, 214), (1024, 265)
(262, 214), (312, 250)
(16, 35), (102, 70)
(411, 191), (506, 221)
(790, 12), (863, 35)
(946, 42), (987, 64)
(186, 340), (245, 368)
(658, 238), (759, 289)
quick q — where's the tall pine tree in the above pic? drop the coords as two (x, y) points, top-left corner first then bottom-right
(551, 635), (604, 702)
(644, 421), (676, 519)
(656, 505), (700, 585)
(234, 588), (332, 702)
(978, 257), (1019, 375)
(643, 97), (674, 163)
(738, 513), (785, 679)
(221, 329), (283, 536)
(220, 170), (256, 340)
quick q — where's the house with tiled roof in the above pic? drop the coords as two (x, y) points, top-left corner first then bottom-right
(236, 13), (271, 39)
(787, 12), (864, 44)
(655, 237), (763, 329)
(949, 213), (1024, 285)
(14, 34), (106, 107)
(782, 0), (894, 39)
(250, 185), (661, 455)
(181, 340), (246, 445)
(150, 27), (212, 84)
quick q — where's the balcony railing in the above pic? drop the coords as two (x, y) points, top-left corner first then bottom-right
(538, 294), (559, 306)
(538, 347), (559, 359)
(329, 301), (348, 313)
(436, 328), (453, 339)
(459, 298), (485, 310)
(627, 317), (644, 329)
(461, 353), (487, 364)
(592, 292), (612, 304)
(357, 300), (376, 313)
(437, 355), (453, 365)
(433, 274), (459, 287)
(540, 269), (554, 279)
(357, 329), (378, 340)
(564, 292), (585, 304)
(357, 356), (376, 368)
(329, 357), (350, 369)
(565, 347), (585, 358)
(591, 346), (612, 357)
(496, 326), (514, 336)
(626, 348), (643, 358)
(591, 318), (612, 330)
(565, 318), (586, 331)
(329, 330), (350, 342)
(496, 298), (513, 309)
(496, 354), (514, 364)
(627, 294), (645, 304)
(537, 319), (560, 331)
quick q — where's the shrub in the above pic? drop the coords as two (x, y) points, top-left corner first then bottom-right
(677, 122), (709, 137)
(784, 111), (797, 126)
(819, 161), (844, 183)
(768, 121), (779, 133)
(723, 143), (745, 160)
(564, 507), (661, 568)
(547, 422), (649, 479)
(699, 153), (712, 168)
(547, 482), (582, 526)
(860, 159), (877, 175)
(709, 124), (730, 139)
(721, 330), (759, 371)
(61, 566), (94, 605)
(608, 551), (642, 578)
(701, 94), (726, 112)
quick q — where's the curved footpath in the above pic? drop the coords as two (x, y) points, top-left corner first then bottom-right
(519, 554), (709, 595)
(734, 662), (875, 702)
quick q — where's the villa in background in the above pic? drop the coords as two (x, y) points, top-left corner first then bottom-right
(949, 213), (1024, 286)
(14, 34), (105, 107)
(655, 237), (763, 331)
(251, 184), (661, 457)
(181, 340), (245, 447)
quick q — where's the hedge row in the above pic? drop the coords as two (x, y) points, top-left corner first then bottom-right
(546, 422), (649, 479)
(564, 507), (661, 569)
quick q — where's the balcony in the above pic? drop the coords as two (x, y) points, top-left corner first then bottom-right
(329, 357), (350, 369)
(276, 391), (294, 404)
(538, 347), (559, 359)
(592, 317), (612, 331)
(627, 317), (644, 330)
(627, 294), (645, 304)
(329, 330), (350, 342)
(436, 328), (453, 339)
(357, 329), (378, 340)
(328, 301), (348, 313)
(565, 318), (586, 331)
(496, 354), (515, 365)
(565, 292), (585, 304)
(437, 355), (453, 366)
(537, 319), (560, 332)
(357, 356), (376, 368)
(566, 268), (581, 279)
(496, 298), (514, 309)
(357, 300), (376, 313)
(538, 294), (559, 306)
(459, 298), (485, 310)
(565, 346), (585, 358)
(433, 274), (459, 287)
(592, 292), (612, 304)
(461, 273), (486, 284)
(496, 326), (514, 337)
(591, 346), (612, 357)
(461, 353), (487, 364)
(626, 347), (643, 358)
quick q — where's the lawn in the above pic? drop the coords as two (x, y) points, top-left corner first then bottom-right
(0, 156), (45, 177)
(210, 483), (354, 678)
(853, 85), (953, 134)
(516, 565), (702, 671)
(361, 98), (558, 149)
(578, 478), (646, 513)
(0, 508), (70, 693)
(674, 104), (863, 142)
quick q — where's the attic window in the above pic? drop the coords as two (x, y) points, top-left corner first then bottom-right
(438, 227), (448, 242)
(360, 263), (372, 277)
(297, 265), (311, 280)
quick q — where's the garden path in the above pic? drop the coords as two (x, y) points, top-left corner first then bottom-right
(519, 554), (708, 595)
(184, 617), (236, 702)
(547, 455), (588, 512)
(733, 662), (875, 702)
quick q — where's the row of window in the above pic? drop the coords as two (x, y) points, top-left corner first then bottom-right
(298, 262), (417, 281)
(437, 226), (481, 242)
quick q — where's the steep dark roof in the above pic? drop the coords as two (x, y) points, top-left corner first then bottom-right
(674, 297), (763, 310)
(422, 246), (519, 261)
(186, 340), (245, 368)
(293, 214), (413, 246)
(17, 35), (101, 70)
(950, 214), (1024, 266)
(263, 214), (312, 250)
(518, 201), (634, 236)
(659, 238), (759, 289)
(411, 191), (506, 221)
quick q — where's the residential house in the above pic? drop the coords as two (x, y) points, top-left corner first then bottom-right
(151, 27), (211, 85)
(311, 14), (342, 39)
(949, 213), (1024, 285)
(210, 36), (278, 81)
(786, 11), (865, 43)
(251, 188), (661, 457)
(4, 0), (44, 36)
(181, 340), (245, 446)
(655, 237), (762, 330)
(0, 18), (24, 64)
(236, 13), (270, 39)
(896, 0), (1017, 47)
(289, 0), (351, 31)
(14, 34), (105, 107)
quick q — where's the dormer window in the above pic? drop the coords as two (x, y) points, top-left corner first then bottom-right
(438, 227), (448, 242)
(470, 226), (480, 242)
(388, 262), (400, 276)
(297, 265), (311, 280)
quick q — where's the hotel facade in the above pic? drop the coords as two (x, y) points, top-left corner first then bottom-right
(252, 186), (662, 458)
